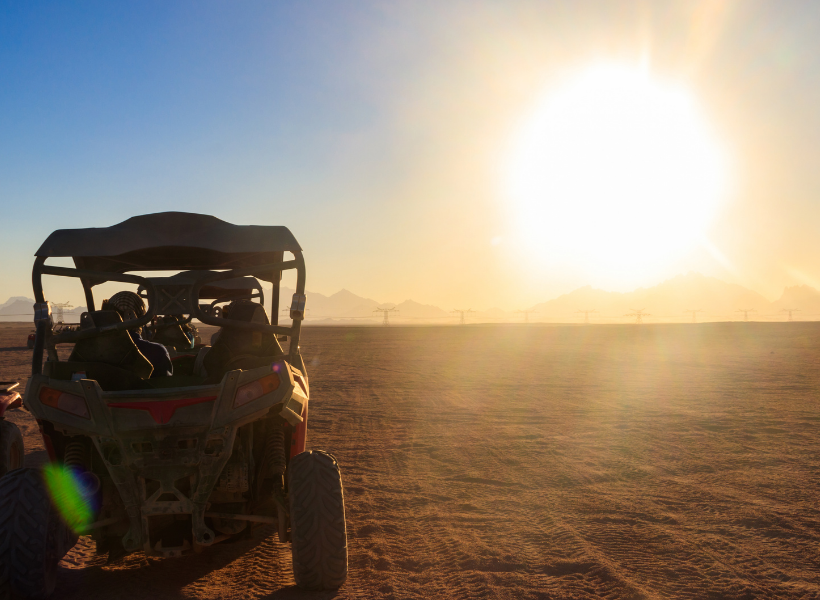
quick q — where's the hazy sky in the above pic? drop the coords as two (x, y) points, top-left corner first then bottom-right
(2, 1), (820, 309)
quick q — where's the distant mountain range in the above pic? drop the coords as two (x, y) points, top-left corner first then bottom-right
(278, 273), (820, 323)
(0, 297), (86, 322)
(2, 272), (819, 324)
(275, 288), (452, 323)
(529, 272), (785, 323)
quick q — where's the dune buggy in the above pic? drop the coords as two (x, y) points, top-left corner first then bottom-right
(0, 212), (347, 598)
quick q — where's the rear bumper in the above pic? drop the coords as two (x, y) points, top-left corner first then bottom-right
(24, 359), (309, 553)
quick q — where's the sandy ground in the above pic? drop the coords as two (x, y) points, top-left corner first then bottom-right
(2, 321), (820, 599)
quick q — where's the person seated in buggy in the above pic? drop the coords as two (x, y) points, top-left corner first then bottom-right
(102, 291), (172, 378)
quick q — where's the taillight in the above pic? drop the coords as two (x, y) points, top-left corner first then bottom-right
(233, 374), (279, 408)
(39, 387), (90, 419)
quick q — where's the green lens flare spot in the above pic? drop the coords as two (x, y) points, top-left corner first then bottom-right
(44, 464), (93, 534)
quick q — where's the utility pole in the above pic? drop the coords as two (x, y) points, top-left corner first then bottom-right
(576, 309), (597, 324)
(624, 308), (649, 324)
(451, 309), (474, 325)
(52, 301), (73, 325)
(373, 307), (398, 326)
(737, 309), (756, 322)
(684, 309), (703, 323)
(781, 308), (799, 322)
(515, 309), (538, 323)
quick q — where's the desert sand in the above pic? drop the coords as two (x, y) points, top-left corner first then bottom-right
(2, 321), (820, 599)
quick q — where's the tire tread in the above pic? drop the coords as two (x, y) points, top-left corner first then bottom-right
(0, 420), (23, 478)
(0, 468), (72, 599)
(288, 450), (348, 590)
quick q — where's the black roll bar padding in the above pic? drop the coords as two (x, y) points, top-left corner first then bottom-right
(32, 256), (46, 304)
(192, 259), (300, 287)
(270, 253), (282, 328)
(31, 257), (47, 375)
(289, 251), (306, 360)
(188, 258), (303, 303)
(271, 280), (278, 326)
(293, 252), (306, 295)
(81, 279), (96, 312)
(32, 321), (46, 376)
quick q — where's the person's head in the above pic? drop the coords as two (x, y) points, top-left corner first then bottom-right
(102, 291), (146, 331)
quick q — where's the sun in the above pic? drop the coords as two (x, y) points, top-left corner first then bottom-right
(504, 63), (728, 286)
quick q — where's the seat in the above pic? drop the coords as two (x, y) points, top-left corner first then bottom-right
(150, 316), (194, 350)
(43, 360), (151, 391)
(67, 311), (154, 381)
(203, 301), (283, 382)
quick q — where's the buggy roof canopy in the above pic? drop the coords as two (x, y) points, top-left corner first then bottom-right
(138, 272), (264, 300)
(35, 212), (301, 277)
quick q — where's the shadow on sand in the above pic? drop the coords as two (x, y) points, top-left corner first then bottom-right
(52, 531), (349, 600)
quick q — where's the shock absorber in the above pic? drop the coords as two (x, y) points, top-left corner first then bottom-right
(264, 424), (287, 479)
(63, 440), (88, 468)
(263, 422), (289, 543)
(63, 439), (101, 495)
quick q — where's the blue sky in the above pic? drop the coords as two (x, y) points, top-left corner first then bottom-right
(3, 1), (820, 309)
(1, 2), (409, 300)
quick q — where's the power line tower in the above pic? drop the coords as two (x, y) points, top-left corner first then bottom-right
(515, 309), (538, 323)
(51, 301), (73, 324)
(684, 309), (703, 323)
(451, 308), (474, 325)
(624, 308), (649, 324)
(737, 308), (756, 322)
(781, 308), (799, 321)
(373, 307), (398, 326)
(576, 309), (597, 324)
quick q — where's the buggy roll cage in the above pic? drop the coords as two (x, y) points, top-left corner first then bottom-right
(30, 212), (309, 378)
(138, 273), (266, 319)
(31, 255), (306, 376)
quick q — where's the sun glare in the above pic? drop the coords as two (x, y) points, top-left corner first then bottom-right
(505, 64), (728, 285)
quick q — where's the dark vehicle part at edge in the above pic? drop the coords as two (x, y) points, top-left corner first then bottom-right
(0, 383), (23, 478)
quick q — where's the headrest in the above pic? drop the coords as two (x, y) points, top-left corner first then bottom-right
(225, 301), (269, 324)
(80, 310), (123, 329)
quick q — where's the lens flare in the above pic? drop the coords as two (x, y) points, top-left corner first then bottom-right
(44, 464), (96, 534)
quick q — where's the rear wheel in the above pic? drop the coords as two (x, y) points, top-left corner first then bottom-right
(0, 468), (77, 599)
(288, 450), (348, 590)
(0, 420), (23, 478)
